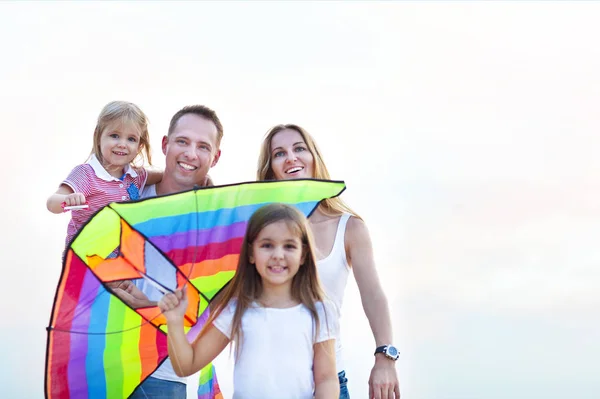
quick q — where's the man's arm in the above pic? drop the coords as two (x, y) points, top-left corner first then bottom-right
(108, 280), (156, 308)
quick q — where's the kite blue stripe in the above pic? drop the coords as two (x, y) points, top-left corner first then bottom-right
(86, 285), (110, 399)
(133, 201), (319, 238)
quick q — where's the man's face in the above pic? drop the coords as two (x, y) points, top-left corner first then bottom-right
(162, 113), (221, 189)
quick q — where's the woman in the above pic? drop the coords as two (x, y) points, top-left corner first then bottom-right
(257, 124), (401, 399)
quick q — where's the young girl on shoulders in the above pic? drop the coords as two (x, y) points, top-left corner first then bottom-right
(46, 101), (161, 246)
(159, 203), (340, 399)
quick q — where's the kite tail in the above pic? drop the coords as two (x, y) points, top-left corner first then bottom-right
(197, 362), (223, 399)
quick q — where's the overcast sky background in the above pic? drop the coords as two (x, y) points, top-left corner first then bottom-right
(0, 2), (598, 398)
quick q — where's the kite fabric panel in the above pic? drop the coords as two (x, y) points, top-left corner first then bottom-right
(45, 179), (346, 399)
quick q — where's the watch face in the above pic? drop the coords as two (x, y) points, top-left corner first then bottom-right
(387, 346), (399, 357)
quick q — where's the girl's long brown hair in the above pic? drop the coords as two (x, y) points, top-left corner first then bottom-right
(257, 124), (359, 219)
(199, 203), (328, 355)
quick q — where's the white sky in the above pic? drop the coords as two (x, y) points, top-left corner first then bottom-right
(1, 2), (599, 398)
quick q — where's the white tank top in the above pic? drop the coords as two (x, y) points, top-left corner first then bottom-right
(316, 213), (351, 371)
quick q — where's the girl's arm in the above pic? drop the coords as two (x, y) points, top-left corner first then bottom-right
(346, 217), (400, 398)
(160, 290), (230, 377)
(145, 169), (163, 186)
(313, 339), (339, 399)
(47, 185), (86, 214)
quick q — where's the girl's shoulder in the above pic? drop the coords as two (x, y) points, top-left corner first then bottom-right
(131, 166), (148, 178)
(313, 299), (340, 339)
(314, 299), (339, 319)
(64, 163), (99, 188)
(67, 162), (95, 175)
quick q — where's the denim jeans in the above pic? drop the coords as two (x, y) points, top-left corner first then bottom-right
(338, 370), (350, 399)
(129, 376), (187, 398)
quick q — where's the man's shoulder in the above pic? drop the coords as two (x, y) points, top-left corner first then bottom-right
(140, 184), (157, 199)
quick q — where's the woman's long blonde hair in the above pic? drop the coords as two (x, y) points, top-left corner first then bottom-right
(90, 101), (152, 167)
(200, 203), (327, 355)
(257, 124), (359, 218)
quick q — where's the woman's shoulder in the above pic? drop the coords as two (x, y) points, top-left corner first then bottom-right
(345, 214), (370, 240)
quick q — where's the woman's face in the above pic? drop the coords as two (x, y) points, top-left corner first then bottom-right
(269, 129), (315, 180)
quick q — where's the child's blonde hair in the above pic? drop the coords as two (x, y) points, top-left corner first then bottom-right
(257, 124), (359, 219)
(201, 203), (327, 355)
(90, 101), (152, 166)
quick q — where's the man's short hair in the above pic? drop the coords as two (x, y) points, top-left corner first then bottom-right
(168, 105), (224, 147)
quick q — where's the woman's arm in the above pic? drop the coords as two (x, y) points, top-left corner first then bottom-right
(160, 290), (230, 377)
(313, 339), (339, 399)
(47, 185), (85, 214)
(346, 217), (400, 398)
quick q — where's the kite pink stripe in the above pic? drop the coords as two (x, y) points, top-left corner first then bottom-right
(149, 221), (247, 253)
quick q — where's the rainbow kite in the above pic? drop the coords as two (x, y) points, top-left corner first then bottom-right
(45, 179), (346, 399)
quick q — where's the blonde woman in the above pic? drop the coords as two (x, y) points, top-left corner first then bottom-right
(257, 124), (400, 399)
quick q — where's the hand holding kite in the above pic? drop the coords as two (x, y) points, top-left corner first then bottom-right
(159, 288), (188, 323)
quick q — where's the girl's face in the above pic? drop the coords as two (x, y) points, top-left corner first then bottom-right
(99, 122), (141, 168)
(269, 129), (314, 180)
(249, 221), (306, 290)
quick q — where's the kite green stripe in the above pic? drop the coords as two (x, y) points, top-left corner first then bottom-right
(71, 207), (122, 263)
(199, 362), (214, 384)
(104, 296), (126, 398)
(191, 271), (235, 300)
(196, 295), (210, 321)
(120, 309), (143, 397)
(110, 180), (345, 224)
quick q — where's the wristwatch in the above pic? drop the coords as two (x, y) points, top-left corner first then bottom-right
(374, 345), (400, 361)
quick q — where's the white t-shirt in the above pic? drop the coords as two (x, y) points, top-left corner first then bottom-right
(213, 300), (339, 399)
(136, 184), (187, 384)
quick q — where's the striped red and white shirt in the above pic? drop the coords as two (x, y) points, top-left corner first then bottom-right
(62, 154), (148, 246)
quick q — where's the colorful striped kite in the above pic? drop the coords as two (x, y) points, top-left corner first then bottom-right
(45, 179), (346, 399)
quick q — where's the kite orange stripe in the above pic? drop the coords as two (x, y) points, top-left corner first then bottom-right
(120, 220), (145, 271)
(178, 254), (239, 280)
(91, 257), (142, 281)
(139, 322), (158, 378)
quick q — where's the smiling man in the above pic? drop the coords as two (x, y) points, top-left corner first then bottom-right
(148, 105), (222, 197)
(119, 104), (223, 398)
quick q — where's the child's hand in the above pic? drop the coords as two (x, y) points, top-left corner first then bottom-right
(158, 288), (188, 322)
(64, 192), (86, 207)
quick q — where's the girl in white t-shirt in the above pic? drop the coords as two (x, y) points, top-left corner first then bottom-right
(159, 203), (340, 399)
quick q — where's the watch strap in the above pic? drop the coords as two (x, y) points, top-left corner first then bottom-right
(374, 345), (387, 356)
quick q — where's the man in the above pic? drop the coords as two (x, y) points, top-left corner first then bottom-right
(114, 104), (223, 399)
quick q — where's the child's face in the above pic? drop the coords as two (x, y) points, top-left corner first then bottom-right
(99, 122), (141, 168)
(249, 221), (306, 290)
